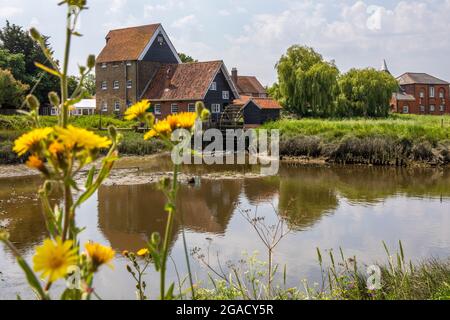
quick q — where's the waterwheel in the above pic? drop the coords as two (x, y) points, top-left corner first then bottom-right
(218, 105), (244, 130)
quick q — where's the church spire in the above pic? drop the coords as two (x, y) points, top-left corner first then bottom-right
(381, 59), (390, 74)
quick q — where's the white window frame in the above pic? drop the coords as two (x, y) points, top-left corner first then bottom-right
(127, 80), (132, 89)
(157, 36), (164, 45)
(114, 101), (120, 112)
(402, 105), (409, 114)
(430, 87), (435, 98)
(101, 81), (107, 90)
(154, 104), (161, 115)
(101, 101), (108, 112)
(430, 105), (435, 112)
(171, 103), (179, 114)
(222, 91), (230, 100)
(439, 90), (445, 99)
(440, 105), (445, 112)
(101, 63), (107, 69)
(113, 80), (119, 90)
(188, 103), (196, 112)
(126, 61), (132, 67)
(419, 91), (425, 98)
(210, 82), (217, 91)
(211, 104), (221, 114)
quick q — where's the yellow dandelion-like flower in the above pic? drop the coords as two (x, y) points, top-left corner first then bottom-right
(144, 120), (172, 140)
(166, 112), (197, 130)
(48, 141), (65, 156)
(13, 127), (53, 156)
(33, 238), (78, 283)
(137, 248), (150, 257)
(26, 155), (44, 170)
(54, 126), (112, 151)
(124, 100), (151, 121)
(85, 242), (115, 269)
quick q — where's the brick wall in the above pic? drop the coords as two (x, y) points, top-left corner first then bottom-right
(393, 84), (450, 115)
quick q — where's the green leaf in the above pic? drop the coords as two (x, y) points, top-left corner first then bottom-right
(16, 257), (47, 300)
(34, 62), (61, 77)
(85, 167), (96, 188)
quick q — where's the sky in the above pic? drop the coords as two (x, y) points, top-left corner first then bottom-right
(1, 0), (450, 86)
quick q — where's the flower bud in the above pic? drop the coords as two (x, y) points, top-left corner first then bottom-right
(48, 91), (60, 107)
(151, 232), (161, 246)
(87, 55), (96, 69)
(29, 28), (42, 42)
(26, 94), (40, 111)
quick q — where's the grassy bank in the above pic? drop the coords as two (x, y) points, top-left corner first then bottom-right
(263, 114), (450, 166)
(0, 115), (165, 164)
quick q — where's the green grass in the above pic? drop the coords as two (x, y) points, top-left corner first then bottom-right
(263, 114), (450, 165)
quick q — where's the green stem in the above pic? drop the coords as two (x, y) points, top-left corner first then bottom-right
(160, 165), (179, 300)
(60, 7), (72, 128)
(180, 211), (195, 299)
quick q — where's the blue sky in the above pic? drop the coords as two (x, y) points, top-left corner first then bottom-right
(1, 0), (450, 85)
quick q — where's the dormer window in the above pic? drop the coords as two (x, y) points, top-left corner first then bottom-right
(113, 81), (119, 90)
(210, 82), (217, 91)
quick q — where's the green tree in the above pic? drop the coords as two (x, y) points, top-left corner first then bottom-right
(82, 73), (96, 97)
(276, 45), (339, 117)
(0, 48), (26, 80)
(0, 21), (59, 105)
(0, 68), (29, 109)
(336, 68), (398, 118)
(178, 52), (197, 63)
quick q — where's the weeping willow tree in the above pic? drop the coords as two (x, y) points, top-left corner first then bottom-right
(336, 68), (398, 118)
(276, 45), (339, 117)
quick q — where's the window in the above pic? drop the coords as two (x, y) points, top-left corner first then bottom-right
(101, 81), (107, 90)
(259, 93), (267, 98)
(420, 90), (425, 98)
(114, 101), (120, 112)
(154, 104), (161, 115)
(127, 80), (132, 89)
(51, 107), (58, 116)
(126, 61), (132, 67)
(420, 105), (425, 112)
(188, 103), (196, 112)
(113, 80), (119, 90)
(402, 105), (409, 114)
(210, 82), (217, 91)
(439, 90), (445, 99)
(101, 63), (107, 69)
(157, 36), (164, 45)
(222, 91), (230, 100)
(440, 105), (445, 112)
(171, 104), (178, 114)
(430, 87), (435, 98)
(212, 104), (221, 114)
(101, 101), (108, 112)
(430, 105), (435, 112)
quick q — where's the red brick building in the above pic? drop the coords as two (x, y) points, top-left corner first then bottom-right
(391, 73), (450, 115)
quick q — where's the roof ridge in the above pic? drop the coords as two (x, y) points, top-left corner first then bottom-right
(108, 23), (161, 33)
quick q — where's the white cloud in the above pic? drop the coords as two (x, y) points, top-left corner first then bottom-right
(171, 14), (200, 29)
(0, 6), (22, 18)
(109, 0), (127, 13)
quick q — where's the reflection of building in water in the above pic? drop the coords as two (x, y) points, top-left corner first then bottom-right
(97, 179), (242, 252)
(0, 177), (47, 253)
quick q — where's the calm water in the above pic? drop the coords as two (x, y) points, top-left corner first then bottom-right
(0, 160), (449, 299)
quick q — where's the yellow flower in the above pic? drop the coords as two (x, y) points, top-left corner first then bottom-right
(124, 100), (150, 121)
(137, 248), (149, 257)
(13, 127), (53, 156)
(26, 155), (44, 170)
(167, 112), (197, 130)
(54, 126), (112, 151)
(48, 141), (65, 156)
(85, 242), (115, 269)
(33, 238), (78, 283)
(144, 120), (172, 140)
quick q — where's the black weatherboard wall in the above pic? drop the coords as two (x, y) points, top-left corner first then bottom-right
(142, 31), (179, 63)
(204, 69), (237, 121)
(243, 101), (280, 125)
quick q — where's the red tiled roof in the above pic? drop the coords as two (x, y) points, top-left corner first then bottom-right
(143, 61), (223, 101)
(236, 76), (266, 95)
(97, 24), (160, 63)
(234, 95), (282, 110)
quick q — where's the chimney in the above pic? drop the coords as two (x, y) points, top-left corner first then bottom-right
(231, 68), (238, 85)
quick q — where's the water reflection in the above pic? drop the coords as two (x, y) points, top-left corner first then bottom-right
(97, 179), (242, 252)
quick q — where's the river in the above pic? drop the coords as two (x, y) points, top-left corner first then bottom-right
(0, 157), (449, 299)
